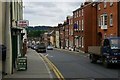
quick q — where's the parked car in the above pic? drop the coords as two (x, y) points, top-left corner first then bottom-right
(47, 46), (53, 50)
(31, 44), (36, 49)
(36, 43), (46, 53)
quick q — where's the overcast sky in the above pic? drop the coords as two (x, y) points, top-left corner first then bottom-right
(23, 1), (84, 26)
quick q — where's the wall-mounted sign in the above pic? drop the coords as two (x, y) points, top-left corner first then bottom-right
(17, 20), (29, 27)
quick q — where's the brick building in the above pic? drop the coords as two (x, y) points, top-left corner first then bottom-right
(59, 23), (65, 49)
(97, 1), (120, 46)
(64, 18), (69, 49)
(73, 2), (97, 53)
(68, 16), (74, 51)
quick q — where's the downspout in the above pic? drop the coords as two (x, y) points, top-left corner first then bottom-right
(5, 2), (12, 74)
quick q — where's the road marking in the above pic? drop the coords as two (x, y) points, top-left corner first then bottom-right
(36, 52), (53, 78)
(39, 53), (65, 80)
(45, 54), (48, 57)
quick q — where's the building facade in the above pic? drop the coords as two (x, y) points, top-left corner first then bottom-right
(0, 0), (25, 74)
(97, 1), (120, 46)
(68, 16), (74, 51)
(73, 2), (97, 53)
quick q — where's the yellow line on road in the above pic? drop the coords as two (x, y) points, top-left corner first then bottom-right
(39, 53), (65, 80)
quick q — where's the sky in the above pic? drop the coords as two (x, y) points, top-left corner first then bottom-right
(23, 1), (84, 27)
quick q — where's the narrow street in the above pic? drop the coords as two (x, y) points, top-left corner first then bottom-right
(43, 49), (120, 79)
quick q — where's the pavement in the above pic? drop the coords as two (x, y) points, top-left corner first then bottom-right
(3, 48), (53, 79)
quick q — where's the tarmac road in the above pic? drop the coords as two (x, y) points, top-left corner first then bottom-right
(43, 48), (120, 79)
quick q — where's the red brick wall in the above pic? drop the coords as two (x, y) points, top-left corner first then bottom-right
(97, 2), (119, 39)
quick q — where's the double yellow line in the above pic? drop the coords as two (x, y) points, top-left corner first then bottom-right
(39, 53), (65, 80)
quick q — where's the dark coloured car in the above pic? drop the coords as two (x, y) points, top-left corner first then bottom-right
(36, 43), (46, 53)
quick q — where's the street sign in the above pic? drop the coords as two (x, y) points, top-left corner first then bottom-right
(17, 20), (29, 27)
(17, 56), (27, 71)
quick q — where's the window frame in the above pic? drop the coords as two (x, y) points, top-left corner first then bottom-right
(110, 13), (113, 26)
(104, 2), (107, 8)
(100, 13), (108, 29)
(82, 19), (84, 31)
(110, 0), (113, 6)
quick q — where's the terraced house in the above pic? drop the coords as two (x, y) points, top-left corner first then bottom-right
(73, 2), (97, 53)
(68, 16), (74, 51)
(0, 0), (26, 74)
(45, 0), (120, 54)
(97, 1), (120, 46)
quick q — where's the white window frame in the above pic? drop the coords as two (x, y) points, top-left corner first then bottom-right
(76, 38), (79, 47)
(79, 10), (81, 17)
(76, 11), (78, 17)
(77, 21), (79, 30)
(79, 37), (81, 47)
(101, 13), (108, 29)
(110, 0), (113, 6)
(82, 9), (83, 16)
(82, 36), (84, 48)
(110, 13), (113, 26)
(104, 2), (107, 8)
(82, 19), (84, 31)
(79, 20), (81, 30)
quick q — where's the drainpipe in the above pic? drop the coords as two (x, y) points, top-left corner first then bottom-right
(5, 2), (12, 74)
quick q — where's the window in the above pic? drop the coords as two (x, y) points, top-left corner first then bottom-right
(77, 11), (78, 17)
(79, 37), (81, 47)
(110, 0), (113, 6)
(69, 29), (71, 35)
(79, 20), (81, 30)
(82, 9), (83, 16)
(98, 17), (101, 27)
(82, 20), (84, 31)
(104, 15), (107, 25)
(82, 36), (84, 48)
(101, 13), (108, 29)
(110, 14), (113, 26)
(71, 29), (73, 35)
(104, 2), (107, 8)
(76, 38), (79, 47)
(79, 10), (81, 17)
(77, 21), (79, 30)
(98, 4), (101, 10)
